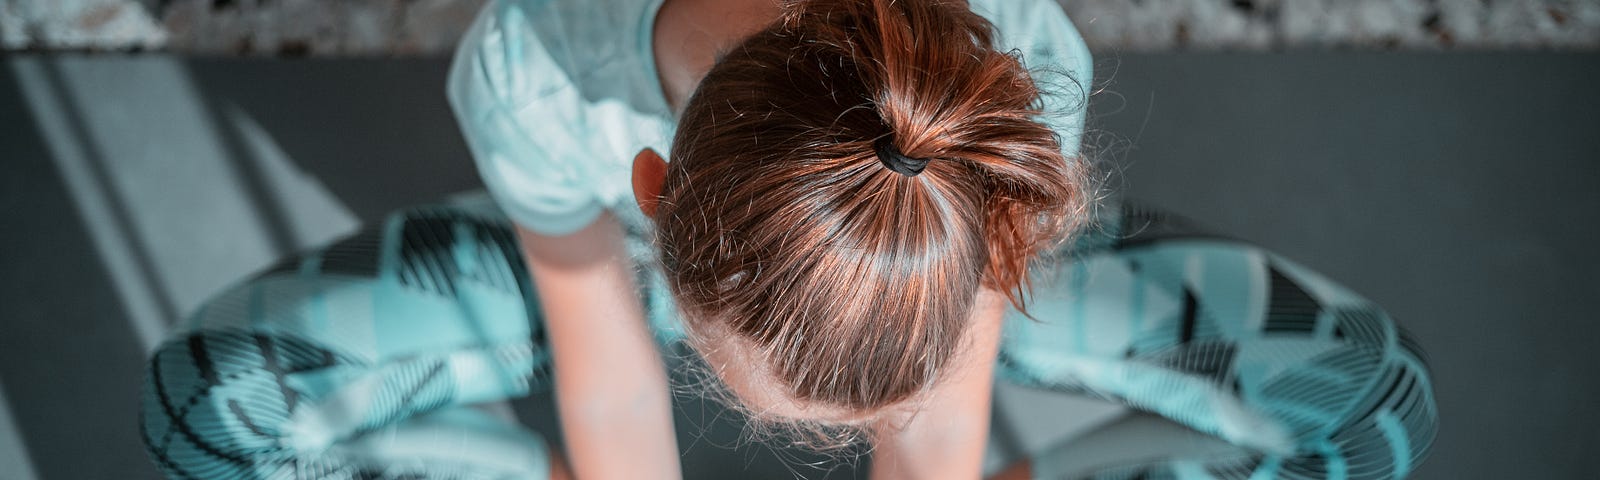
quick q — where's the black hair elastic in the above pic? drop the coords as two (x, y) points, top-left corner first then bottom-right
(874, 136), (930, 177)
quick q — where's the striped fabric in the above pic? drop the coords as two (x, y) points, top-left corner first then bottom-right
(1005, 204), (1437, 479)
(141, 201), (554, 479)
(140, 199), (1436, 479)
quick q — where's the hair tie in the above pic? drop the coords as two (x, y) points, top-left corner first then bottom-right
(874, 136), (930, 177)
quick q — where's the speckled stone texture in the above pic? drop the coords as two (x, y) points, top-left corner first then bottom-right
(0, 0), (166, 50)
(1064, 0), (1600, 50)
(157, 0), (485, 55)
(2, 0), (1598, 53)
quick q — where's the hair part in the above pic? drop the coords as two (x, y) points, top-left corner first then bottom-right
(655, 0), (1091, 417)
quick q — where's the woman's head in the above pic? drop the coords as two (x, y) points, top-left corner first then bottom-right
(643, 0), (1091, 434)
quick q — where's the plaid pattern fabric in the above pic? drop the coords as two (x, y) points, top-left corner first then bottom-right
(141, 201), (552, 479)
(141, 200), (1435, 479)
(1005, 204), (1436, 479)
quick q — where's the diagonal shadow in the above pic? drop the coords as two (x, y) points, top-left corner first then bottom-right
(181, 58), (486, 224)
(38, 59), (181, 325)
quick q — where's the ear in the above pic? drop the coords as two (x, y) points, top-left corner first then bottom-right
(632, 147), (668, 218)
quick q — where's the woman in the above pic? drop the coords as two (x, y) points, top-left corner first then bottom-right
(139, 0), (1437, 478)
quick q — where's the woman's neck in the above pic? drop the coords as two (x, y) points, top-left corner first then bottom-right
(652, 0), (783, 114)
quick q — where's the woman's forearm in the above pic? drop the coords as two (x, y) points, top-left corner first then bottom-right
(519, 216), (682, 480)
(870, 289), (1006, 480)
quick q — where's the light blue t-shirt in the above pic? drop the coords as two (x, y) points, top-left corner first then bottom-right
(447, 0), (1094, 237)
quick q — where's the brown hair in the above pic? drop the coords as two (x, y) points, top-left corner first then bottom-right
(654, 0), (1091, 416)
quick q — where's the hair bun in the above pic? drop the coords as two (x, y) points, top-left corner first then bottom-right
(655, 0), (1095, 419)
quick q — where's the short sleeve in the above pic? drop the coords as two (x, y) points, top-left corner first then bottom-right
(976, 0), (1095, 158)
(446, 1), (607, 236)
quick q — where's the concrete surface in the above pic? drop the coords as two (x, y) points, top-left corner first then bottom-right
(1, 52), (1596, 478)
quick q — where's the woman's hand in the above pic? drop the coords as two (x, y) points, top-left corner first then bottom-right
(520, 214), (682, 479)
(869, 288), (1007, 480)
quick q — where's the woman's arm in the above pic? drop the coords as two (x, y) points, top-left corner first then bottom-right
(520, 214), (681, 480)
(870, 288), (1006, 480)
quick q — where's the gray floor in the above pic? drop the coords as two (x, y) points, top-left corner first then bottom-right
(0, 53), (1595, 478)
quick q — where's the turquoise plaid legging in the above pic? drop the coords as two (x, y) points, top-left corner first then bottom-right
(140, 199), (1437, 479)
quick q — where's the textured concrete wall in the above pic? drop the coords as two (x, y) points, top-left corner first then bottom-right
(158, 0), (485, 55)
(0, 0), (166, 50)
(1070, 0), (1600, 50)
(2, 0), (1598, 53)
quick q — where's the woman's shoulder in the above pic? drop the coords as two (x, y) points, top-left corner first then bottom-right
(968, 0), (1092, 79)
(969, 0), (1094, 157)
(447, 0), (675, 237)
(451, 0), (668, 107)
